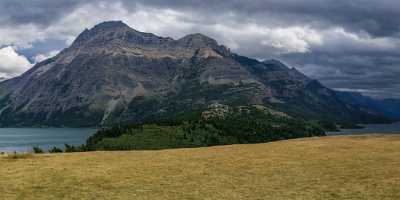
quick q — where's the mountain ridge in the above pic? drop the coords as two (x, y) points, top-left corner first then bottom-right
(0, 21), (389, 127)
(336, 91), (400, 120)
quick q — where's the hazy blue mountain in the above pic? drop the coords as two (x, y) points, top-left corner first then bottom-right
(336, 91), (400, 120)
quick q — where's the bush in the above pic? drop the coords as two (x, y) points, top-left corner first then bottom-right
(64, 144), (77, 152)
(64, 144), (89, 152)
(32, 146), (44, 154)
(48, 146), (63, 153)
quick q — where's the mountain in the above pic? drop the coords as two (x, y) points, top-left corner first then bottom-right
(0, 21), (388, 127)
(379, 99), (400, 119)
(336, 91), (400, 120)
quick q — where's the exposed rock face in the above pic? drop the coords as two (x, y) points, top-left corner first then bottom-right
(0, 21), (386, 127)
(201, 103), (231, 120)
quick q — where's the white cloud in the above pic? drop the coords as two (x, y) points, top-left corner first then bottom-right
(0, 24), (44, 49)
(190, 23), (324, 59)
(0, 46), (33, 79)
(33, 50), (60, 63)
(314, 27), (400, 54)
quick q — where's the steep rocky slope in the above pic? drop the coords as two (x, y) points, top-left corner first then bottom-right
(0, 21), (386, 127)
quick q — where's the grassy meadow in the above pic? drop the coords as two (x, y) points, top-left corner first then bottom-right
(1, 134), (400, 199)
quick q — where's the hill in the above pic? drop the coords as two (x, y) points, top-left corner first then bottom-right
(0, 21), (388, 127)
(2, 135), (400, 199)
(85, 104), (325, 151)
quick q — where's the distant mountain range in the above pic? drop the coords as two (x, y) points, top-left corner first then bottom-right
(0, 21), (395, 127)
(336, 91), (400, 121)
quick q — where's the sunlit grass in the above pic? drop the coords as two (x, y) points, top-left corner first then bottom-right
(1, 134), (400, 199)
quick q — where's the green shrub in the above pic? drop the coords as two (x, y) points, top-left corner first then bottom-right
(63, 144), (89, 153)
(32, 146), (44, 154)
(48, 146), (63, 153)
(64, 144), (77, 152)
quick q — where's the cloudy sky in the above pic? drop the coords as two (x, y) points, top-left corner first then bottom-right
(0, 0), (399, 98)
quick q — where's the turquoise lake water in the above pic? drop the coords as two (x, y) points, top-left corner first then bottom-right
(0, 128), (96, 152)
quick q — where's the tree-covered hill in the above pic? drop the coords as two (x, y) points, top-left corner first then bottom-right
(86, 104), (325, 150)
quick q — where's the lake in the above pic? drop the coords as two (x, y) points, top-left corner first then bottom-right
(1, 122), (400, 153)
(327, 122), (400, 135)
(0, 128), (96, 152)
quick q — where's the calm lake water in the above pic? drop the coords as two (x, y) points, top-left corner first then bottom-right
(327, 122), (400, 135)
(0, 128), (96, 152)
(1, 122), (399, 152)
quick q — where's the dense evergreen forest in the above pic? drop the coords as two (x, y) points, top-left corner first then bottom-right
(84, 104), (326, 151)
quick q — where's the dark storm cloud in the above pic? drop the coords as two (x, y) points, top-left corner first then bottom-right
(0, 0), (83, 26)
(0, 0), (399, 98)
(120, 0), (400, 37)
(281, 51), (400, 98)
(2, 0), (399, 37)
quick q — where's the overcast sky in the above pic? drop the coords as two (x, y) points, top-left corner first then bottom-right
(0, 0), (399, 98)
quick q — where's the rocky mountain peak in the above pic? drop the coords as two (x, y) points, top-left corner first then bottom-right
(92, 20), (129, 30)
(70, 21), (170, 50)
(177, 33), (231, 57)
(178, 33), (219, 48)
(71, 21), (130, 44)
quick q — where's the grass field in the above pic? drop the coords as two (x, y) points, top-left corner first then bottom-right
(1, 134), (400, 200)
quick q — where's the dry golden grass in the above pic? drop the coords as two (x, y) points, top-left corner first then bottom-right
(1, 134), (400, 200)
